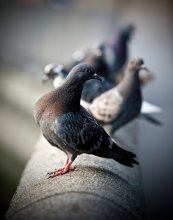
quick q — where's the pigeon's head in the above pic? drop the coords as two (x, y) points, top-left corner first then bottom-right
(127, 58), (145, 73)
(119, 24), (135, 42)
(66, 63), (102, 85)
(42, 63), (66, 83)
(97, 42), (106, 51)
(128, 58), (153, 85)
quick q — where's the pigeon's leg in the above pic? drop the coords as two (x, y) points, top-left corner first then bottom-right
(47, 154), (69, 175)
(48, 154), (76, 178)
(59, 159), (75, 174)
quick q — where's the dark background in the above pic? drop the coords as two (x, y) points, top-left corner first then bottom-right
(0, 0), (172, 219)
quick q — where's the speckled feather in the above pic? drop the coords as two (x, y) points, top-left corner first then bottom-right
(53, 106), (113, 153)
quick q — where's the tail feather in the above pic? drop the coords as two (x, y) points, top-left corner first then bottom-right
(140, 114), (163, 126)
(94, 139), (139, 167)
(111, 142), (139, 167)
(91, 128), (139, 167)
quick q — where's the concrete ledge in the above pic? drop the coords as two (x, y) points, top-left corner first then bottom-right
(5, 123), (145, 220)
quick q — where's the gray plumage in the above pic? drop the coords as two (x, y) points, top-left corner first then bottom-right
(34, 63), (138, 177)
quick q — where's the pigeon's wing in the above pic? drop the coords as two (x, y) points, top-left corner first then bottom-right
(110, 96), (141, 134)
(89, 87), (123, 123)
(53, 106), (138, 167)
(81, 79), (112, 102)
(76, 108), (138, 167)
(53, 106), (113, 153)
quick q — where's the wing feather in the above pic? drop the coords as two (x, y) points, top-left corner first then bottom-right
(53, 106), (110, 153)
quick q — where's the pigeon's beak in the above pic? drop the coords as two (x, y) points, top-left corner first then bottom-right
(93, 73), (102, 82)
(42, 74), (49, 84)
(138, 58), (144, 65)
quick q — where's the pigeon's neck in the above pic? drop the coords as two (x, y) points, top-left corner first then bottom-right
(116, 40), (127, 56)
(118, 69), (140, 95)
(57, 81), (84, 112)
(113, 37), (127, 68)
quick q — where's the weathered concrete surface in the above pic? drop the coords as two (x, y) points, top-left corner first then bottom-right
(5, 121), (145, 220)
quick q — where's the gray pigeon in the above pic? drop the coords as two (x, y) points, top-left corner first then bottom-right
(86, 59), (144, 135)
(34, 63), (138, 178)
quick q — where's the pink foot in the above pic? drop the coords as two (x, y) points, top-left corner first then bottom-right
(47, 167), (66, 175)
(48, 161), (75, 178)
(47, 158), (69, 175)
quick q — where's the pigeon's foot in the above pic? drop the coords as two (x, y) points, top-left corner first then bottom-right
(47, 161), (75, 178)
(47, 158), (69, 175)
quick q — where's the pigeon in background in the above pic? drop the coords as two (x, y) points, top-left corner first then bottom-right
(73, 46), (116, 82)
(109, 24), (135, 72)
(42, 63), (67, 88)
(34, 63), (138, 177)
(85, 58), (143, 135)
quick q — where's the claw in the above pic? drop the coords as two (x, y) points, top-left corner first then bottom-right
(47, 167), (64, 175)
(47, 161), (75, 178)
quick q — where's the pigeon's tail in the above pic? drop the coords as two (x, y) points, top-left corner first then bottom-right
(94, 139), (139, 167)
(140, 114), (163, 126)
(111, 142), (139, 167)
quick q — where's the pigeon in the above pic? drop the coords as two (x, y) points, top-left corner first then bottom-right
(34, 63), (138, 177)
(42, 63), (67, 88)
(84, 59), (144, 135)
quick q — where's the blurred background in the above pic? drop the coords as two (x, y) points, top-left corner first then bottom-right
(0, 0), (172, 219)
